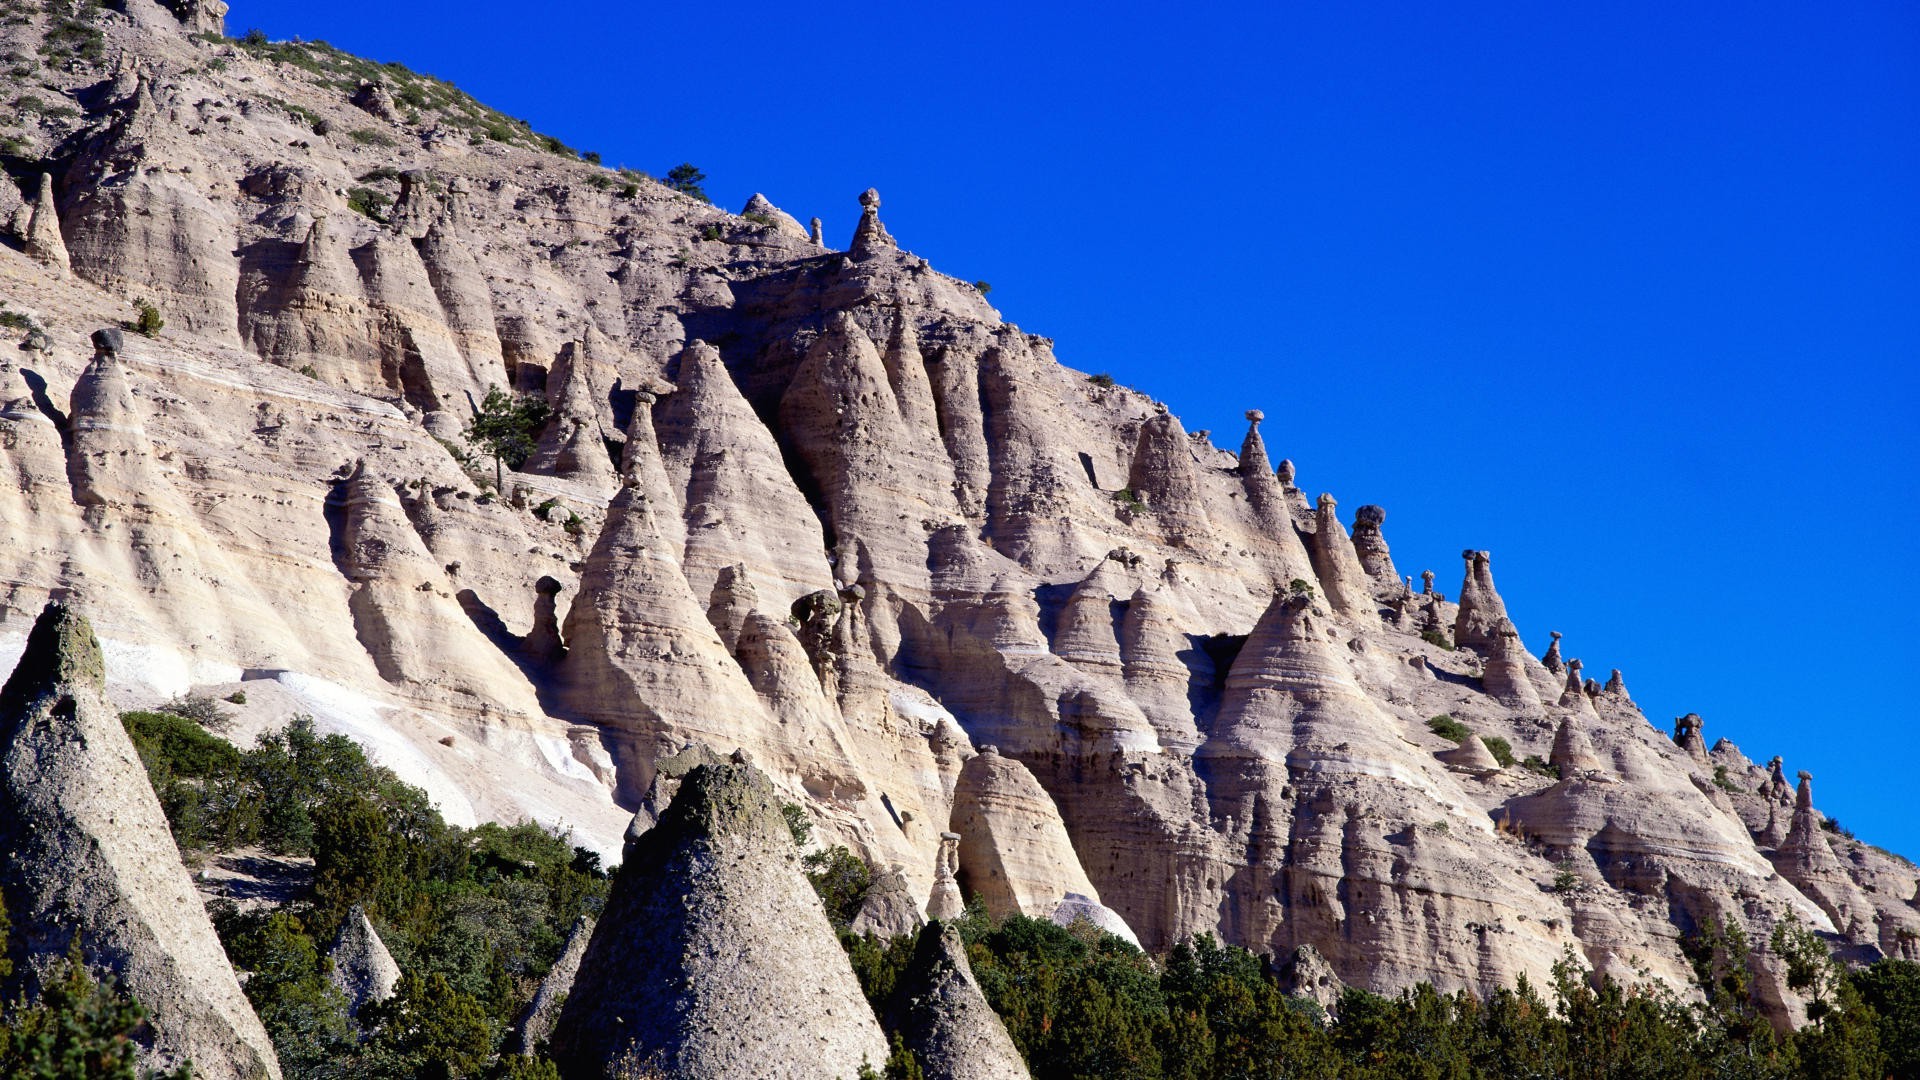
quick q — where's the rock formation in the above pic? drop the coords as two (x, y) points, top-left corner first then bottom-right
(511, 915), (595, 1056)
(548, 759), (888, 1078)
(886, 921), (1031, 1080)
(0, 603), (281, 1080)
(24, 174), (69, 274)
(0, 6), (1908, 1040)
(327, 906), (402, 1021)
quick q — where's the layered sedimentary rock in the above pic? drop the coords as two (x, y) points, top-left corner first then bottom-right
(0, 3), (1911, 1036)
(548, 760), (888, 1078)
(0, 603), (281, 1080)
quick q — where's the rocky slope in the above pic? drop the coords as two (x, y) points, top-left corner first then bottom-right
(1, 0), (1915, 1034)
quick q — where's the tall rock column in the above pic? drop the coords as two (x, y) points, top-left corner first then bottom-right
(0, 603), (282, 1080)
(24, 174), (69, 275)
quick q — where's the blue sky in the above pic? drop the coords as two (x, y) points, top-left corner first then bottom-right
(233, 1), (1919, 855)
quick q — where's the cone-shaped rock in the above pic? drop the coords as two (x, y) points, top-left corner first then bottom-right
(68, 329), (158, 508)
(0, 602), (282, 1080)
(1438, 733), (1503, 776)
(1541, 631), (1565, 675)
(1125, 408), (1208, 528)
(1549, 714), (1601, 779)
(950, 747), (1104, 923)
(327, 906), (401, 1020)
(658, 340), (835, 606)
(560, 478), (775, 801)
(548, 760), (888, 1078)
(848, 187), (896, 259)
(511, 915), (594, 1056)
(1452, 549), (1511, 652)
(740, 192), (809, 241)
(926, 832), (966, 922)
(886, 921), (1032, 1080)
(1305, 494), (1376, 622)
(1481, 617), (1542, 709)
(24, 173), (70, 274)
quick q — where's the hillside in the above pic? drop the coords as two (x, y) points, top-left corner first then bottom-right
(0, 0), (1915, 1050)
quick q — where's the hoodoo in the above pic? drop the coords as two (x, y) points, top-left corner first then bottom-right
(548, 758), (888, 1078)
(0, 603), (281, 1080)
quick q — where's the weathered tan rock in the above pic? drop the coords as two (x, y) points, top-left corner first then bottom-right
(658, 340), (835, 608)
(1438, 733), (1502, 776)
(1125, 407), (1209, 529)
(850, 865), (926, 940)
(849, 187), (897, 259)
(1452, 549), (1510, 652)
(327, 906), (401, 1020)
(741, 193), (810, 241)
(24, 174), (69, 275)
(549, 760), (888, 1079)
(0, 603), (281, 1080)
(950, 747), (1103, 922)
(1673, 713), (1708, 760)
(1541, 630), (1565, 674)
(1349, 504), (1399, 592)
(887, 921), (1031, 1080)
(1306, 494), (1376, 623)
(0, 9), (1911, 1027)
(926, 831), (966, 921)
(1480, 617), (1542, 709)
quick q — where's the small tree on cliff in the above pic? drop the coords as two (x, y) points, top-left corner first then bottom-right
(464, 386), (549, 492)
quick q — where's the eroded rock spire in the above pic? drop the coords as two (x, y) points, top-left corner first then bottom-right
(24, 173), (69, 274)
(1453, 549), (1510, 652)
(849, 187), (896, 259)
(0, 602), (282, 1080)
(549, 759), (888, 1077)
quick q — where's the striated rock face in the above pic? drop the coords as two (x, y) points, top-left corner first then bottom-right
(887, 921), (1032, 1080)
(0, 603), (281, 1080)
(328, 906), (402, 1020)
(0, 6), (1912, 1035)
(548, 760), (887, 1079)
(950, 747), (1103, 922)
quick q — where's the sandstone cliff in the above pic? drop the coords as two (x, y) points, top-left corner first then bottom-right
(0, 0), (1912, 1032)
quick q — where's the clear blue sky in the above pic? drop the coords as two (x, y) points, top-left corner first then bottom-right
(233, 1), (1920, 855)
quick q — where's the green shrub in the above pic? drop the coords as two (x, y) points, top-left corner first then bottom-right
(1713, 764), (1743, 794)
(347, 127), (395, 147)
(464, 385), (550, 490)
(1482, 735), (1516, 769)
(226, 690), (248, 705)
(346, 186), (391, 221)
(663, 162), (709, 202)
(132, 298), (163, 338)
(1421, 628), (1455, 651)
(1522, 754), (1554, 777)
(974, 280), (993, 296)
(1088, 372), (1116, 388)
(804, 846), (871, 931)
(1427, 714), (1472, 744)
(1112, 488), (1146, 514)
